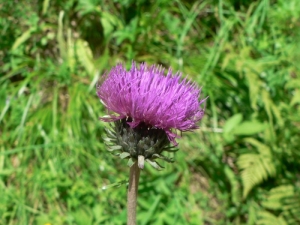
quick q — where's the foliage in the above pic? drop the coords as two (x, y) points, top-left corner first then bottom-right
(1, 0), (300, 224)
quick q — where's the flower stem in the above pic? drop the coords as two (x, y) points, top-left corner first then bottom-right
(127, 161), (140, 225)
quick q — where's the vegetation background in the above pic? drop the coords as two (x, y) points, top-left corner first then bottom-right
(1, 0), (300, 224)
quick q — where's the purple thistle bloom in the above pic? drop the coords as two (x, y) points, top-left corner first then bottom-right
(97, 62), (207, 146)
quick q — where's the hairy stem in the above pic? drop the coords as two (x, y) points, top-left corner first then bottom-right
(127, 161), (140, 225)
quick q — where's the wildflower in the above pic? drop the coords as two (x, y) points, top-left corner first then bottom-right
(97, 62), (206, 169)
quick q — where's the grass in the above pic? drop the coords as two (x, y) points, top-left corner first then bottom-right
(1, 0), (300, 224)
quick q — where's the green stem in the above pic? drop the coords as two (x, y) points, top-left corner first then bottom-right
(127, 161), (140, 225)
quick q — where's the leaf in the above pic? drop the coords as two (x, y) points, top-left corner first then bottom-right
(261, 185), (300, 224)
(243, 138), (271, 155)
(223, 113), (243, 142)
(100, 12), (119, 39)
(57, 11), (67, 60)
(262, 185), (294, 210)
(232, 120), (267, 135)
(67, 29), (76, 73)
(72, 208), (93, 225)
(76, 0), (99, 15)
(224, 166), (240, 205)
(75, 39), (97, 77)
(285, 79), (300, 89)
(262, 89), (284, 128)
(11, 28), (35, 50)
(244, 70), (260, 111)
(271, 103), (284, 128)
(42, 0), (50, 15)
(0, 98), (10, 123)
(282, 196), (300, 224)
(139, 196), (162, 225)
(238, 138), (277, 198)
(223, 113), (243, 133)
(290, 89), (300, 106)
(257, 211), (287, 225)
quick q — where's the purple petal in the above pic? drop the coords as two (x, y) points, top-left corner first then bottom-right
(97, 62), (207, 145)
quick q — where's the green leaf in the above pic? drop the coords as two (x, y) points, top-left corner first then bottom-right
(232, 120), (267, 135)
(244, 71), (260, 111)
(75, 39), (96, 77)
(238, 140), (276, 198)
(285, 79), (300, 89)
(257, 211), (287, 225)
(262, 185), (294, 210)
(139, 196), (162, 225)
(223, 113), (243, 133)
(57, 11), (67, 60)
(11, 28), (35, 50)
(290, 89), (300, 106)
(42, 0), (50, 15)
(224, 166), (240, 205)
(243, 138), (271, 155)
(100, 12), (119, 39)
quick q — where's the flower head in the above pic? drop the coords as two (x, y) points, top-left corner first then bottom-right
(97, 62), (207, 169)
(97, 62), (206, 146)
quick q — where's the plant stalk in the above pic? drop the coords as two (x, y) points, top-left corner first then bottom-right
(127, 161), (140, 225)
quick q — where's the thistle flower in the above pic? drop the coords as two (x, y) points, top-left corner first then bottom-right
(97, 62), (206, 169)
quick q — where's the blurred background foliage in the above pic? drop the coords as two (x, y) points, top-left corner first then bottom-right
(1, 0), (300, 224)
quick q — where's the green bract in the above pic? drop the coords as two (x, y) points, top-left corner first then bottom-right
(104, 119), (177, 170)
